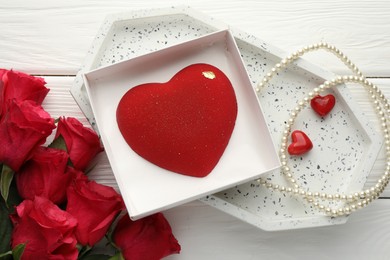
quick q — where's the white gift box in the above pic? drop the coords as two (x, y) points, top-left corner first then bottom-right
(83, 29), (280, 220)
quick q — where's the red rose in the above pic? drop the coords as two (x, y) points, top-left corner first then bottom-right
(66, 172), (124, 246)
(112, 213), (181, 260)
(0, 100), (55, 171)
(16, 147), (73, 204)
(55, 117), (103, 171)
(11, 196), (78, 260)
(0, 69), (4, 111)
(0, 69), (49, 117)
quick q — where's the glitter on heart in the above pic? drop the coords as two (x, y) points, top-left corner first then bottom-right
(116, 63), (238, 178)
(310, 94), (336, 117)
(288, 130), (313, 156)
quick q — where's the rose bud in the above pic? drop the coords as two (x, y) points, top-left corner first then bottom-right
(0, 69), (49, 117)
(112, 213), (181, 260)
(54, 117), (103, 171)
(0, 100), (55, 171)
(16, 147), (73, 204)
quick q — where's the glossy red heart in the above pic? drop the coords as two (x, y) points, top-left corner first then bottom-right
(288, 130), (313, 155)
(310, 94), (336, 117)
(116, 63), (238, 177)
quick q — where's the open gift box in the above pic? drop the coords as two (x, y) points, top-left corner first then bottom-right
(82, 29), (280, 220)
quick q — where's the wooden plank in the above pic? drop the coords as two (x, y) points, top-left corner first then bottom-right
(348, 78), (390, 197)
(0, 0), (389, 76)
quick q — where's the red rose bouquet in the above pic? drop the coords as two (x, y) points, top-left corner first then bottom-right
(0, 69), (181, 260)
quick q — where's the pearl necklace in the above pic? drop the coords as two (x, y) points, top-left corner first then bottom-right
(255, 42), (390, 217)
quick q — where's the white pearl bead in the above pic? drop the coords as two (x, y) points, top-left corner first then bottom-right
(256, 42), (389, 218)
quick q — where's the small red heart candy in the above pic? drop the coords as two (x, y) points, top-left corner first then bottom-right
(116, 63), (238, 178)
(310, 94), (336, 117)
(288, 130), (313, 155)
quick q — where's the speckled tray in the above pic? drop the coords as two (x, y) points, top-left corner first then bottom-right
(70, 6), (383, 230)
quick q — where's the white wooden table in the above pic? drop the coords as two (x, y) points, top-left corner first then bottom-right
(1, 1), (390, 259)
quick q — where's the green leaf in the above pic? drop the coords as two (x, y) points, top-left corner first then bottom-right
(77, 245), (92, 259)
(0, 250), (12, 259)
(0, 174), (21, 257)
(0, 165), (14, 206)
(80, 254), (112, 260)
(11, 243), (25, 260)
(49, 135), (68, 152)
(0, 198), (12, 255)
(49, 135), (74, 167)
(6, 179), (22, 214)
(107, 252), (124, 260)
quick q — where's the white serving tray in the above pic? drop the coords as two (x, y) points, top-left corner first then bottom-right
(82, 30), (280, 220)
(71, 6), (382, 230)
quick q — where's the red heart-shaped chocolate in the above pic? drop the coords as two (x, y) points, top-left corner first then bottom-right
(288, 130), (313, 155)
(116, 63), (238, 177)
(310, 94), (336, 117)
